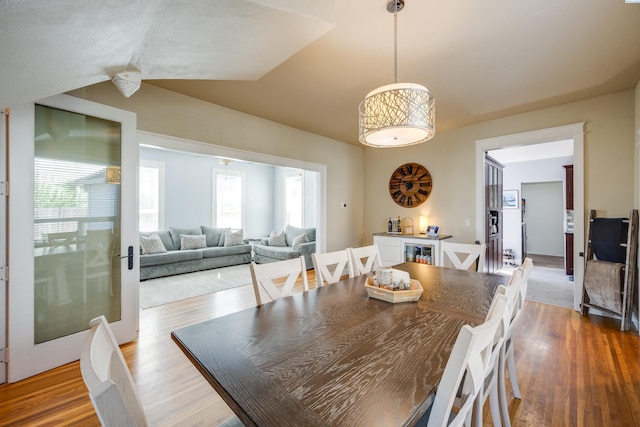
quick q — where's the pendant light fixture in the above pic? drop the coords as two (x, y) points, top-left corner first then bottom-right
(358, 0), (435, 148)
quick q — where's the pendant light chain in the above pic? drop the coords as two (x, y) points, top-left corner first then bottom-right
(394, 5), (398, 84)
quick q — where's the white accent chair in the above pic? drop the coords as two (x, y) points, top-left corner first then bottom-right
(80, 315), (148, 427)
(312, 249), (354, 287)
(250, 256), (309, 306)
(440, 241), (487, 272)
(348, 244), (382, 275)
(426, 294), (508, 427)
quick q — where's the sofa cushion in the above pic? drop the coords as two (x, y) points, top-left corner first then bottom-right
(291, 233), (309, 251)
(140, 233), (167, 255)
(141, 230), (175, 251)
(169, 227), (202, 249)
(268, 230), (287, 247)
(201, 226), (230, 247)
(201, 244), (252, 258)
(224, 229), (245, 246)
(285, 225), (316, 246)
(180, 234), (207, 250)
(253, 244), (300, 261)
(139, 249), (203, 267)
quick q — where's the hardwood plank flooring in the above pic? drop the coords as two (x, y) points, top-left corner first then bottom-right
(1, 273), (640, 426)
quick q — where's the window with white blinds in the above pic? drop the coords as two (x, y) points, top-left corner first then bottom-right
(214, 169), (244, 229)
(285, 171), (303, 227)
(139, 160), (165, 232)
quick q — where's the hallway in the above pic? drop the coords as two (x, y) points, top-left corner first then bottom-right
(499, 253), (574, 309)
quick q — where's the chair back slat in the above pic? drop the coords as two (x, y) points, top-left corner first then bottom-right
(80, 315), (147, 427)
(441, 241), (487, 272)
(250, 256), (308, 305)
(348, 244), (382, 275)
(312, 250), (354, 287)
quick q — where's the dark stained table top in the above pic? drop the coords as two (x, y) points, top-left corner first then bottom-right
(171, 263), (508, 426)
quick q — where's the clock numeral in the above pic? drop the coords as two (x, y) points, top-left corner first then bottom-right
(407, 196), (413, 206)
(419, 182), (431, 187)
(392, 190), (402, 199)
(418, 189), (429, 196)
(415, 194), (422, 203)
(405, 164), (413, 176)
(389, 183), (401, 190)
(413, 166), (423, 176)
(397, 194), (406, 205)
(398, 168), (407, 177)
(417, 173), (430, 181)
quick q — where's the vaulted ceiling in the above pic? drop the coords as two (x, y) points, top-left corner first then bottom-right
(2, 1), (639, 146)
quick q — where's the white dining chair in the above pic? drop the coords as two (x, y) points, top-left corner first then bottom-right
(495, 259), (532, 427)
(473, 285), (513, 427)
(250, 256), (309, 306)
(81, 316), (241, 427)
(80, 315), (148, 427)
(440, 241), (487, 272)
(348, 244), (382, 275)
(425, 293), (508, 427)
(312, 249), (354, 287)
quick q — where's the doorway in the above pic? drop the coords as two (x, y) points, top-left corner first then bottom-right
(475, 122), (585, 311)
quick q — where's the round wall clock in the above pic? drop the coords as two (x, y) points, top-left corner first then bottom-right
(388, 162), (433, 207)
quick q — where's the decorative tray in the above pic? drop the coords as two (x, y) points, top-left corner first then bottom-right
(364, 277), (423, 303)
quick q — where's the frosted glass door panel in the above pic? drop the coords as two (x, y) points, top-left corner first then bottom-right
(33, 104), (121, 343)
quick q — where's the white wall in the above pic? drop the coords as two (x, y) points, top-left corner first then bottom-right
(68, 84), (636, 255)
(522, 181), (564, 257)
(140, 146), (275, 238)
(502, 155), (573, 263)
(70, 83), (363, 253)
(362, 90), (635, 251)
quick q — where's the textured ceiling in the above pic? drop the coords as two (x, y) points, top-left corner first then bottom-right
(1, 0), (640, 146)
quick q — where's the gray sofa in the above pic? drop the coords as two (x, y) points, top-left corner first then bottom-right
(253, 225), (316, 269)
(139, 226), (252, 280)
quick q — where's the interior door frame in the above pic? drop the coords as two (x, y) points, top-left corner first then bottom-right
(475, 122), (585, 311)
(0, 109), (7, 384)
(7, 94), (139, 382)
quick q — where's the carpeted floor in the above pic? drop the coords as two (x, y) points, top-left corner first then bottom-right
(139, 264), (253, 309)
(498, 254), (574, 309)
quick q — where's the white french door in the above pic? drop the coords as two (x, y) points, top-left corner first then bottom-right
(7, 94), (139, 382)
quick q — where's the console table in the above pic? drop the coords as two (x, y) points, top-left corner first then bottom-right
(373, 233), (452, 267)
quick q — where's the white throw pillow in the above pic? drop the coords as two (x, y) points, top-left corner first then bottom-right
(140, 234), (167, 255)
(180, 234), (207, 250)
(224, 229), (244, 247)
(291, 233), (309, 250)
(268, 230), (287, 247)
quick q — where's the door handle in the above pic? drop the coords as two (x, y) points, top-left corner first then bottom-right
(128, 245), (134, 270)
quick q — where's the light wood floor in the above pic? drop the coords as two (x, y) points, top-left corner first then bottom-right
(1, 274), (640, 426)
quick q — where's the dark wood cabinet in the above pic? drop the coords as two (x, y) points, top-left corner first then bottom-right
(485, 155), (503, 273)
(564, 165), (574, 210)
(563, 164), (574, 275)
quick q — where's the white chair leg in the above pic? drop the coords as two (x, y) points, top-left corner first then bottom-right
(498, 351), (512, 427)
(489, 385), (502, 427)
(506, 342), (522, 399)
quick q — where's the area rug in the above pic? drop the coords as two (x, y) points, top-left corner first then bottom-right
(139, 264), (253, 309)
(497, 264), (574, 309)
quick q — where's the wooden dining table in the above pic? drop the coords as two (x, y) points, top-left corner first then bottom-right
(171, 262), (509, 426)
